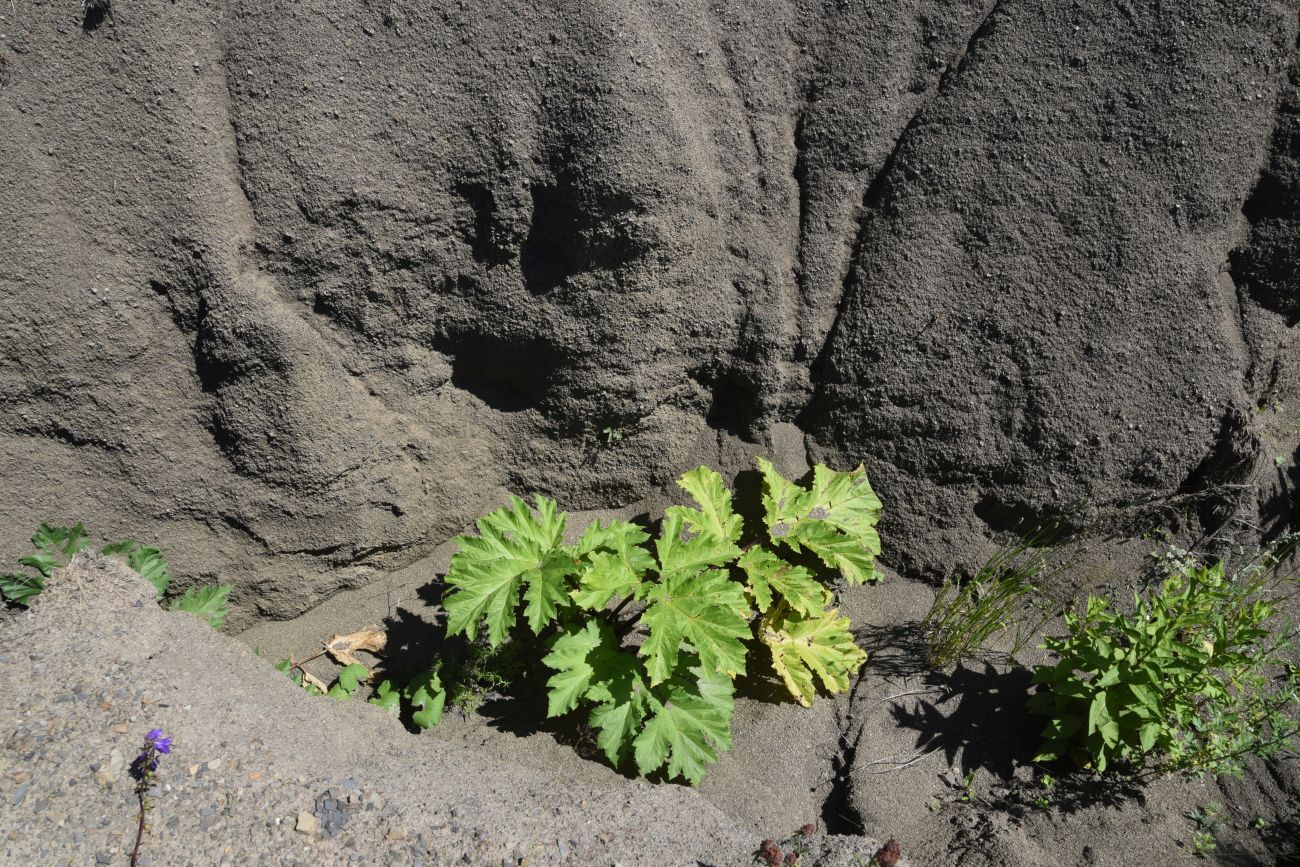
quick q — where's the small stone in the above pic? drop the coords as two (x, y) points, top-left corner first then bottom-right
(206, 759), (222, 771)
(295, 812), (320, 836)
(95, 854), (111, 865)
(111, 724), (129, 734)
(94, 769), (115, 787)
(200, 814), (219, 831)
(385, 825), (406, 842)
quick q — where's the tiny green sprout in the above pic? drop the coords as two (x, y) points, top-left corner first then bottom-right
(1190, 829), (1217, 858)
(1254, 817), (1269, 831)
(1186, 803), (1222, 858)
(960, 771), (975, 803)
(599, 426), (624, 446)
(1031, 772), (1056, 808)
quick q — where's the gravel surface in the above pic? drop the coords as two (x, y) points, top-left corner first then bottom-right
(0, 554), (893, 866)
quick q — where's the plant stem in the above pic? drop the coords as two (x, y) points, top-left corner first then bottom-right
(614, 606), (644, 639)
(130, 788), (147, 867)
(606, 595), (634, 624)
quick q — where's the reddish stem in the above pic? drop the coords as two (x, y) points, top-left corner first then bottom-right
(130, 787), (147, 867)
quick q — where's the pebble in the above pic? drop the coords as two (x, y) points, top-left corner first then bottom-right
(95, 854), (111, 865)
(12, 782), (31, 805)
(295, 812), (320, 836)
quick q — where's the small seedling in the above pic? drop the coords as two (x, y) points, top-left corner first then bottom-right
(599, 426), (624, 446)
(1186, 803), (1221, 859)
(326, 664), (370, 700)
(1031, 772), (1056, 808)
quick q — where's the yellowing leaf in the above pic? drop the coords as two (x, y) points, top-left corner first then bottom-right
(760, 605), (868, 707)
(757, 458), (883, 585)
(738, 547), (829, 616)
(674, 467), (743, 545)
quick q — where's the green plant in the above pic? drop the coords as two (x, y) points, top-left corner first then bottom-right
(100, 540), (170, 599)
(369, 669), (447, 730)
(443, 638), (526, 713)
(2, 523), (231, 627)
(1186, 803), (1221, 858)
(1031, 772), (1056, 808)
(326, 663), (370, 700)
(922, 530), (1064, 669)
(1, 523), (90, 605)
(441, 459), (881, 783)
(952, 769), (975, 803)
(170, 584), (232, 629)
(1029, 544), (1300, 778)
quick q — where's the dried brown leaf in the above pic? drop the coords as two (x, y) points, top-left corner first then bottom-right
(324, 627), (387, 668)
(300, 670), (330, 693)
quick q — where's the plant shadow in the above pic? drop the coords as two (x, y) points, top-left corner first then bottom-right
(893, 662), (1145, 814)
(384, 575), (609, 758)
(890, 662), (1037, 782)
(856, 620), (931, 679)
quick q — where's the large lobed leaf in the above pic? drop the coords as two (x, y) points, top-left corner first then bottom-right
(640, 564), (750, 685)
(102, 540), (171, 599)
(442, 495), (579, 646)
(760, 604), (868, 707)
(757, 458), (883, 585)
(570, 519), (655, 611)
(738, 547), (829, 617)
(542, 622), (737, 784)
(171, 584), (232, 628)
(673, 467), (743, 546)
(632, 664), (735, 786)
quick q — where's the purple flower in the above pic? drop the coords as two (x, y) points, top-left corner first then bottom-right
(144, 728), (172, 755)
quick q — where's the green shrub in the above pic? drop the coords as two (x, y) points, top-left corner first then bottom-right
(1, 523), (231, 628)
(1028, 545), (1300, 777)
(440, 459), (881, 784)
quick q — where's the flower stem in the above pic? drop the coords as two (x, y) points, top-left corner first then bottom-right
(130, 787), (147, 867)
